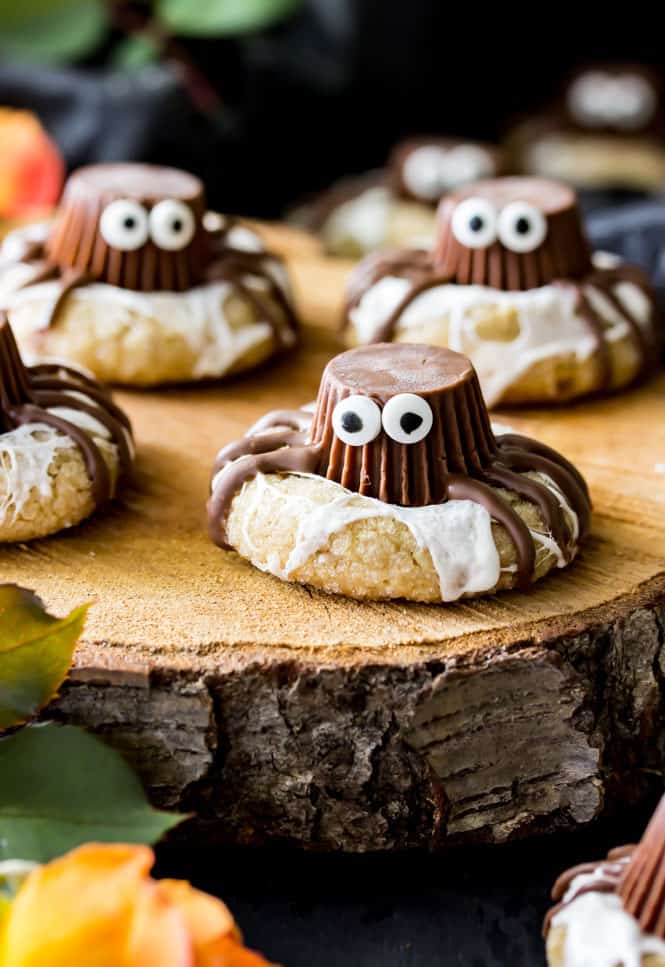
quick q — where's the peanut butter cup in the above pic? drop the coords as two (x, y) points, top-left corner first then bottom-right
(208, 343), (590, 596)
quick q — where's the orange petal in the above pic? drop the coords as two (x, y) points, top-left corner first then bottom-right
(200, 935), (279, 967)
(0, 108), (63, 219)
(127, 880), (194, 967)
(0, 843), (154, 967)
(156, 880), (277, 967)
(158, 879), (240, 947)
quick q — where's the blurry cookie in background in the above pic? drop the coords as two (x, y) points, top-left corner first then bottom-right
(0, 163), (298, 386)
(508, 64), (665, 193)
(344, 176), (662, 406)
(291, 136), (504, 258)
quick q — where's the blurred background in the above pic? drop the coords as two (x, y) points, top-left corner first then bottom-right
(3, 0), (665, 215)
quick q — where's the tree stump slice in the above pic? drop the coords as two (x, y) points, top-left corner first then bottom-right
(3, 226), (664, 851)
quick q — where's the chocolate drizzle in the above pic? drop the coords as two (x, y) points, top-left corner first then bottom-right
(543, 850), (635, 937)
(208, 343), (590, 589)
(0, 312), (132, 506)
(545, 792), (665, 942)
(1, 164), (297, 346)
(342, 178), (660, 389)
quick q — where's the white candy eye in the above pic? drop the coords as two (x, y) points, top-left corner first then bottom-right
(451, 197), (497, 249)
(497, 202), (548, 253)
(99, 199), (149, 251)
(382, 394), (433, 444)
(332, 395), (382, 446)
(149, 199), (196, 251)
(402, 146), (448, 201)
(439, 145), (494, 189)
(611, 75), (656, 130)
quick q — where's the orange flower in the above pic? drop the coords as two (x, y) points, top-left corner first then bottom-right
(0, 843), (276, 967)
(0, 108), (64, 220)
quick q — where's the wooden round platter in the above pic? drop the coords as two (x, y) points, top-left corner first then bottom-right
(6, 225), (665, 851)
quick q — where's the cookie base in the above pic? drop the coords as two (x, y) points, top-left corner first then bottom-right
(2, 227), (663, 852)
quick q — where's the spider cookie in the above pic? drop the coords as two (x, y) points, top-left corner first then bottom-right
(0, 163), (297, 386)
(0, 312), (133, 541)
(509, 64), (665, 192)
(344, 177), (661, 406)
(295, 137), (503, 258)
(545, 794), (665, 967)
(207, 343), (590, 602)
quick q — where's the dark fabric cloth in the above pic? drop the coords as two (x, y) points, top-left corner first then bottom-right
(587, 200), (665, 307)
(1, 4), (664, 216)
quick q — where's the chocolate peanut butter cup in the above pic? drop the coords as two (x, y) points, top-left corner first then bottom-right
(0, 162), (298, 347)
(47, 163), (211, 292)
(618, 796), (665, 937)
(209, 343), (591, 589)
(433, 177), (593, 290)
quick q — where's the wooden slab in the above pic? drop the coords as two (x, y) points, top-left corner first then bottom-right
(5, 226), (664, 851)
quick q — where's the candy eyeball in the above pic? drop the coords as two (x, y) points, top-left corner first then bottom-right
(332, 395), (382, 446)
(611, 74), (657, 130)
(402, 146), (449, 201)
(568, 71), (656, 130)
(382, 394), (433, 444)
(497, 201), (548, 253)
(149, 199), (196, 251)
(99, 199), (149, 251)
(451, 197), (497, 249)
(440, 145), (494, 188)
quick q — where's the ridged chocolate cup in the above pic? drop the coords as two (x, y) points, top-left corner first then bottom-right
(618, 795), (665, 938)
(46, 163), (211, 292)
(389, 137), (503, 202)
(433, 176), (592, 290)
(309, 343), (497, 506)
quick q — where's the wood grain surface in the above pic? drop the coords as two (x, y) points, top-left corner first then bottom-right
(5, 225), (663, 850)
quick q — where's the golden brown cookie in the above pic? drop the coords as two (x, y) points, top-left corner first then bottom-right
(0, 313), (133, 541)
(208, 343), (589, 602)
(344, 178), (661, 406)
(0, 164), (298, 386)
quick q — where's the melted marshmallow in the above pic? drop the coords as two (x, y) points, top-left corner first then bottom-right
(0, 423), (75, 525)
(349, 262), (646, 406)
(0, 224), (295, 377)
(323, 187), (393, 252)
(2, 279), (291, 378)
(223, 464), (577, 602)
(0, 388), (124, 526)
(552, 884), (665, 967)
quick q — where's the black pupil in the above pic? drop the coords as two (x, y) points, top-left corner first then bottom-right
(469, 215), (485, 232)
(515, 216), (531, 235)
(341, 411), (363, 434)
(172, 218), (183, 233)
(123, 216), (136, 230)
(400, 412), (423, 434)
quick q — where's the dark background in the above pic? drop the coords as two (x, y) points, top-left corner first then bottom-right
(3, 6), (664, 963)
(2, 1), (665, 215)
(156, 804), (654, 967)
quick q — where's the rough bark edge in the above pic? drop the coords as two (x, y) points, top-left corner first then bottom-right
(50, 600), (665, 851)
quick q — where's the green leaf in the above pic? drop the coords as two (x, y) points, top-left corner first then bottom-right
(110, 34), (162, 71)
(157, 0), (301, 36)
(0, 724), (185, 863)
(0, 0), (108, 64)
(0, 586), (88, 731)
